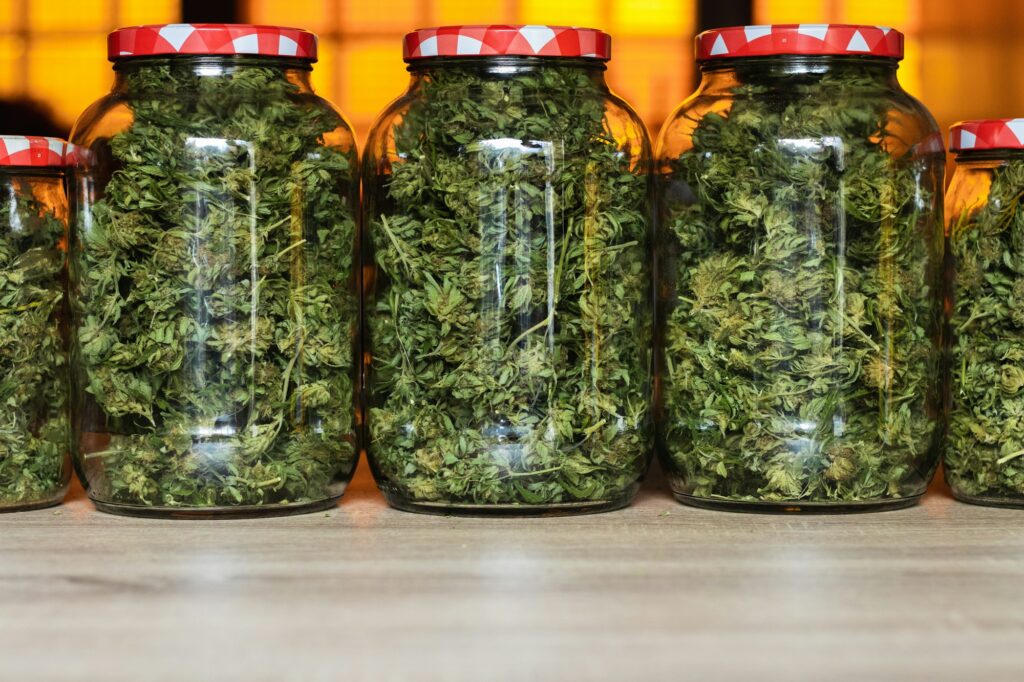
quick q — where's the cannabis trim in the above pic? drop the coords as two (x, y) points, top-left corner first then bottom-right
(948, 157), (1024, 504)
(365, 62), (653, 509)
(659, 61), (944, 507)
(70, 60), (358, 511)
(0, 175), (68, 510)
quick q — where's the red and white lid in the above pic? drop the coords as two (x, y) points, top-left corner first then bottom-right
(0, 136), (66, 167)
(108, 24), (318, 61)
(64, 144), (88, 167)
(696, 24), (903, 61)
(950, 119), (1024, 152)
(403, 25), (611, 61)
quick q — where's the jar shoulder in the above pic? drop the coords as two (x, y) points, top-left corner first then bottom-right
(296, 91), (359, 154)
(362, 89), (419, 173)
(70, 87), (358, 165)
(70, 93), (132, 148)
(364, 81), (651, 174)
(604, 88), (653, 164)
(655, 80), (941, 165)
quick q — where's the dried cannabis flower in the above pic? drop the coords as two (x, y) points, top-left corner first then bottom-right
(659, 61), (944, 507)
(365, 62), (653, 509)
(70, 60), (358, 510)
(0, 177), (68, 509)
(948, 158), (1024, 503)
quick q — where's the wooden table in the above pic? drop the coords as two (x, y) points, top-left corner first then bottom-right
(2, 461), (1022, 682)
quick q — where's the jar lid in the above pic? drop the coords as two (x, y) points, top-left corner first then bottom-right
(696, 24), (903, 61)
(950, 119), (1024, 152)
(0, 136), (66, 167)
(108, 24), (318, 61)
(403, 25), (611, 61)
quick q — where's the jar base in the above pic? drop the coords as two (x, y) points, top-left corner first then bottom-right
(89, 494), (343, 520)
(0, 492), (67, 514)
(949, 491), (1024, 509)
(380, 485), (637, 517)
(672, 492), (921, 514)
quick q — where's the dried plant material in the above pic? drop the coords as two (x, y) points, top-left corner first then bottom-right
(0, 180), (67, 508)
(948, 159), (1024, 503)
(366, 64), (653, 508)
(659, 63), (944, 506)
(71, 62), (358, 509)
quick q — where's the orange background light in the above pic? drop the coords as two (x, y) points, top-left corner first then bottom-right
(0, 0), (1019, 153)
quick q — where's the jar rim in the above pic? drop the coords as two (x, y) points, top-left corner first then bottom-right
(108, 24), (318, 63)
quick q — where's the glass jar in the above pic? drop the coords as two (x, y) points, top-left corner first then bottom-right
(363, 26), (654, 514)
(946, 119), (1024, 507)
(655, 25), (945, 511)
(67, 24), (359, 517)
(0, 137), (71, 512)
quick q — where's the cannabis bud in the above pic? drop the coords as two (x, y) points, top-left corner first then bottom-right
(70, 57), (359, 513)
(658, 57), (944, 509)
(948, 153), (1024, 505)
(0, 166), (69, 511)
(364, 58), (653, 512)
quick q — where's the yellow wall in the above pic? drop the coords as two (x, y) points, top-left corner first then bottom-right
(0, 0), (179, 128)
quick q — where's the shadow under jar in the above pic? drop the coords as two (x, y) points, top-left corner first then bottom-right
(363, 26), (654, 515)
(67, 24), (360, 518)
(0, 137), (71, 512)
(946, 119), (1024, 508)
(655, 25), (945, 512)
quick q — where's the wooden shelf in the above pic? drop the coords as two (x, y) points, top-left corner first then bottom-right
(2, 461), (1022, 680)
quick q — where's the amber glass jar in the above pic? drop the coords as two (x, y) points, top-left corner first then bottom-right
(655, 25), (945, 511)
(946, 119), (1024, 507)
(68, 25), (359, 517)
(0, 137), (71, 512)
(363, 26), (654, 514)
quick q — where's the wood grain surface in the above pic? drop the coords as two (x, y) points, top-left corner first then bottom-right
(1, 460), (1023, 682)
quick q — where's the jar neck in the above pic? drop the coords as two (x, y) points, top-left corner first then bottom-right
(112, 55), (315, 93)
(406, 56), (608, 84)
(697, 55), (901, 90)
(0, 168), (64, 182)
(954, 149), (1024, 163)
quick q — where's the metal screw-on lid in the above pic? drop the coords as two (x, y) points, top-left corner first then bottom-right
(950, 119), (1024, 152)
(0, 136), (66, 167)
(696, 24), (903, 62)
(403, 25), (611, 62)
(108, 24), (318, 61)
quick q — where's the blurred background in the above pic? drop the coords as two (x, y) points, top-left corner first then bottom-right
(0, 0), (1019, 146)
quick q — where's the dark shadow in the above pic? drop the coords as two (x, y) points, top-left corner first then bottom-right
(0, 98), (67, 138)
